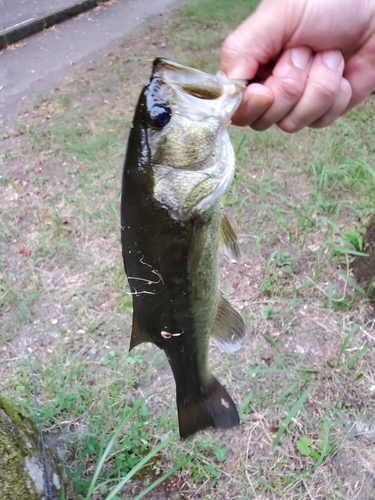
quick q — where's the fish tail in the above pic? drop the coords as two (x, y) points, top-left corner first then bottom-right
(177, 377), (239, 439)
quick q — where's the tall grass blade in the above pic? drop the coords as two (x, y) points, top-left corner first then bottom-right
(313, 420), (330, 469)
(327, 280), (333, 309)
(336, 270), (367, 295)
(337, 325), (359, 365)
(332, 247), (369, 257)
(235, 133), (247, 156)
(272, 387), (312, 450)
(105, 433), (178, 500)
(85, 398), (146, 499)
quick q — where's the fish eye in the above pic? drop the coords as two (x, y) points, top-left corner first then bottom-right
(149, 104), (171, 128)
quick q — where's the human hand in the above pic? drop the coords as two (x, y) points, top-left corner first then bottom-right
(221, 0), (375, 132)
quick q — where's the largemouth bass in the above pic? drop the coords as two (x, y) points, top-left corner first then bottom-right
(121, 58), (246, 438)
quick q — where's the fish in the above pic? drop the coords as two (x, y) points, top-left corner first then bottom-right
(121, 58), (246, 439)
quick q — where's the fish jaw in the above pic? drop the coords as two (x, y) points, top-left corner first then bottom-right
(152, 57), (245, 125)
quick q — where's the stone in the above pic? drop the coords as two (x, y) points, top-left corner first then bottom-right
(0, 395), (63, 500)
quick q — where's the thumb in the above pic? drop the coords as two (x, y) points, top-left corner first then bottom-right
(220, 0), (297, 79)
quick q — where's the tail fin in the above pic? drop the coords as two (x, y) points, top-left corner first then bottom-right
(177, 377), (239, 439)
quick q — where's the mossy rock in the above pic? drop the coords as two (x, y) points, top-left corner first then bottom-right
(0, 395), (63, 500)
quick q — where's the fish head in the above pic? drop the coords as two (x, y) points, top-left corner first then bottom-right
(132, 58), (245, 219)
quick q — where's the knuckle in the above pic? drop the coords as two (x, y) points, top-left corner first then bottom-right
(309, 78), (338, 102)
(274, 78), (304, 102)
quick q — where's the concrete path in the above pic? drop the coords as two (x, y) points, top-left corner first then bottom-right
(0, 0), (181, 124)
(0, 0), (110, 49)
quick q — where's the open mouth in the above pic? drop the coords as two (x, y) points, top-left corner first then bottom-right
(153, 58), (245, 102)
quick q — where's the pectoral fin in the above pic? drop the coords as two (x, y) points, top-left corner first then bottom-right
(220, 216), (240, 262)
(188, 218), (207, 279)
(129, 315), (152, 351)
(211, 295), (245, 353)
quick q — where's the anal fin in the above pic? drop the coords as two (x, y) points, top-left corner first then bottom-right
(211, 295), (245, 353)
(129, 315), (152, 351)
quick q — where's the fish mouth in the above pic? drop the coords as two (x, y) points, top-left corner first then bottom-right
(152, 58), (245, 121)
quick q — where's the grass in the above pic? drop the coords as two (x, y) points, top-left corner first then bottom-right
(1, 0), (375, 498)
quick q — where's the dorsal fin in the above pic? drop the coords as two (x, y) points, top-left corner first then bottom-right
(211, 295), (245, 353)
(129, 315), (152, 351)
(220, 215), (240, 262)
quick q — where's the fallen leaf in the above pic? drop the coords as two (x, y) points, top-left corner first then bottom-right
(261, 355), (273, 366)
(18, 247), (31, 257)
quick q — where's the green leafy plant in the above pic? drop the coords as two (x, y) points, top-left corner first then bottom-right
(296, 432), (333, 464)
(344, 229), (364, 252)
(63, 399), (193, 500)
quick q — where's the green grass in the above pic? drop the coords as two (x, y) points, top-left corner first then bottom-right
(1, 0), (375, 498)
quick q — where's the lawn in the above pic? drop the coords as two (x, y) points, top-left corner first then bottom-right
(1, 0), (375, 498)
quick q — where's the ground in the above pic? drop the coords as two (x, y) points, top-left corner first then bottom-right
(1, 0), (375, 499)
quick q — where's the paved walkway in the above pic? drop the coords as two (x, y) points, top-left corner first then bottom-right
(0, 0), (182, 123)
(0, 0), (110, 49)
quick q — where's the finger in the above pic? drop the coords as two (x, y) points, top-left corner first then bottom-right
(231, 84), (274, 127)
(250, 46), (313, 131)
(309, 78), (352, 128)
(278, 50), (345, 133)
(220, 0), (291, 79)
(343, 47), (375, 112)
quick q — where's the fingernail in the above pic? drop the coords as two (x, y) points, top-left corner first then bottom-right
(322, 50), (343, 71)
(290, 47), (311, 69)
